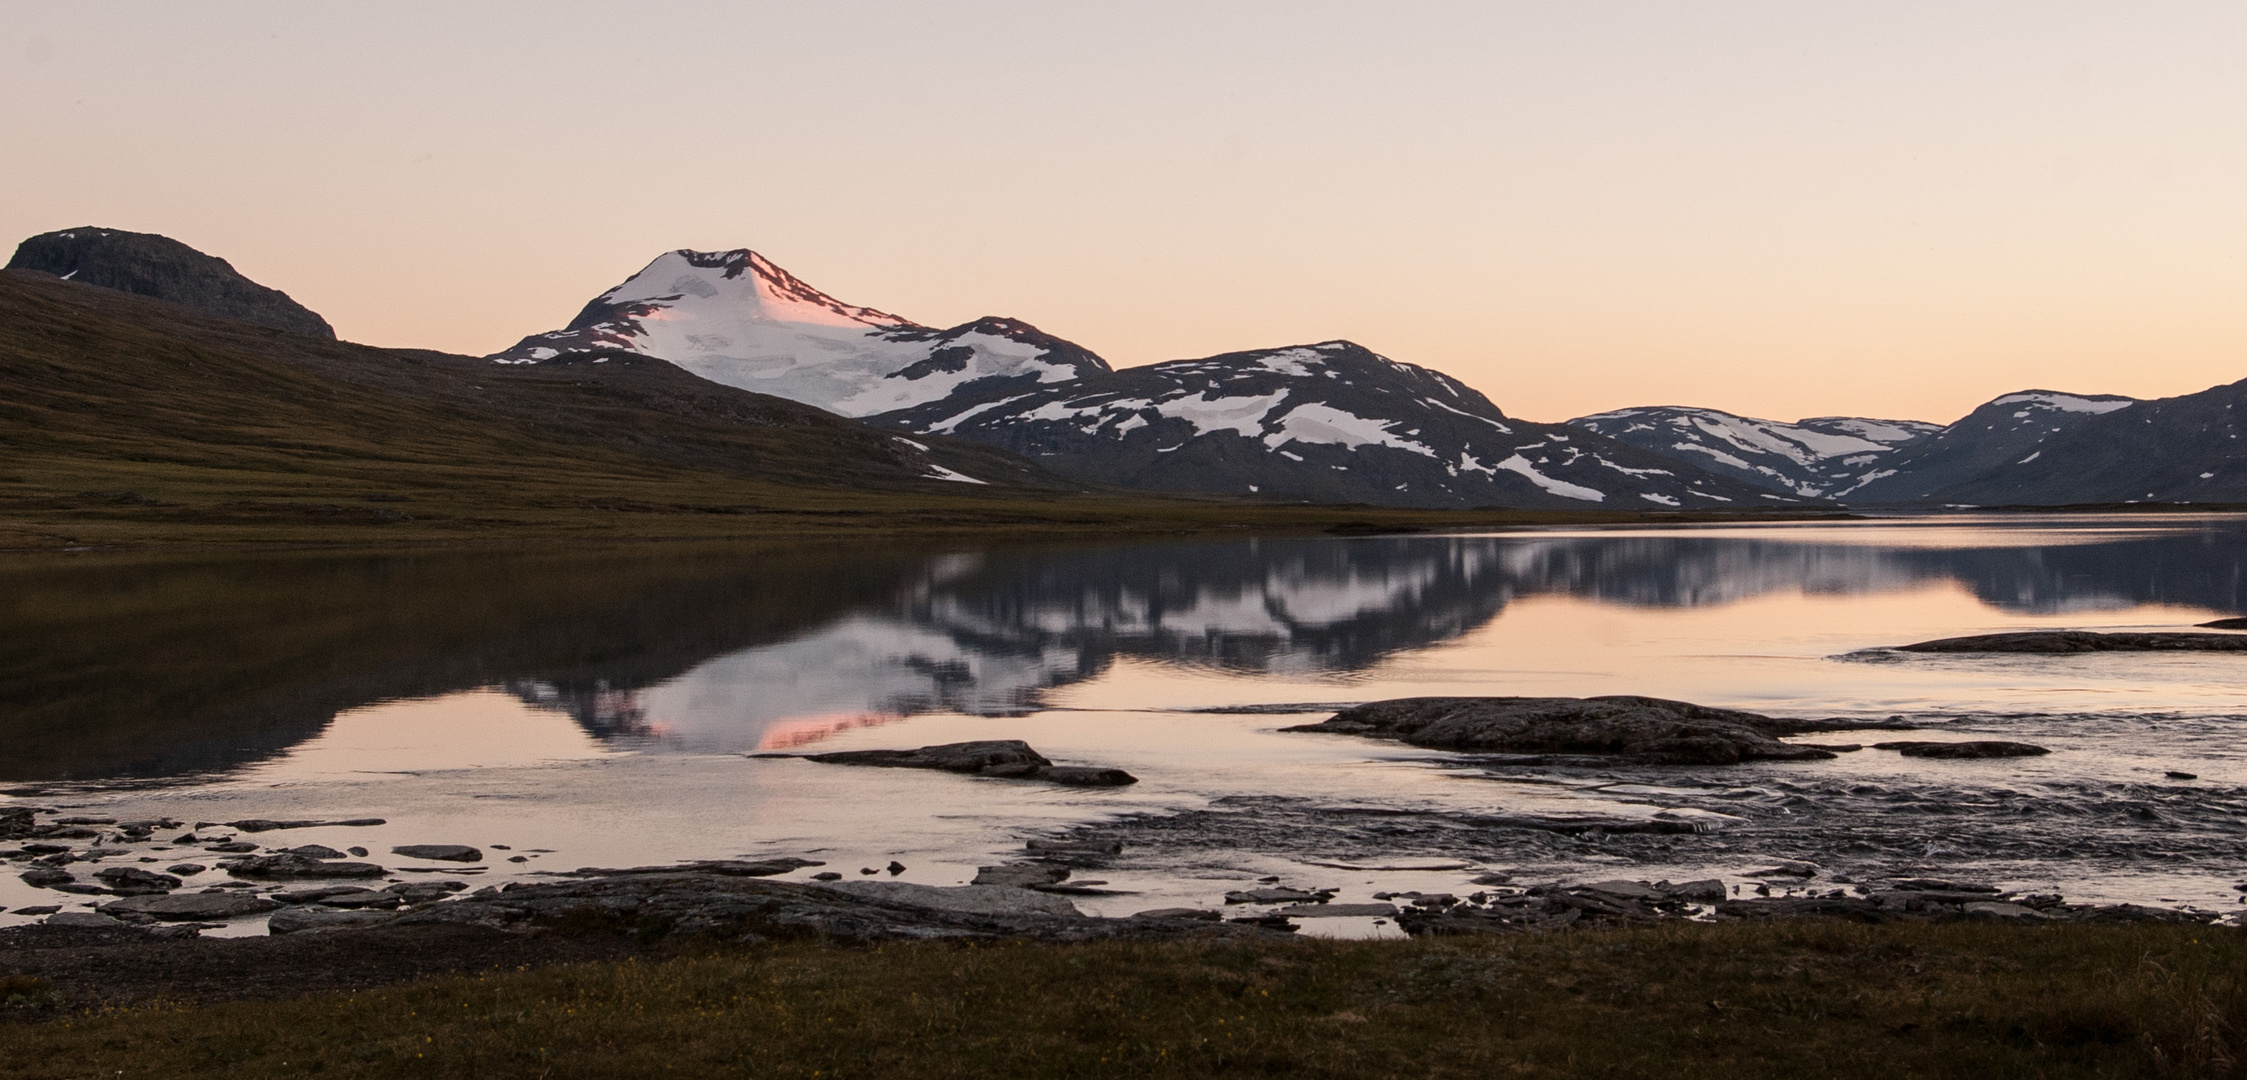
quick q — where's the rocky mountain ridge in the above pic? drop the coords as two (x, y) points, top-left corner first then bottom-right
(499, 249), (1795, 509)
(6, 227), (334, 338)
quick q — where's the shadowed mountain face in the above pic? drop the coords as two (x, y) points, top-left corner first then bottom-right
(7, 227), (335, 338)
(878, 341), (1789, 510)
(1566, 407), (1939, 499)
(15, 524), (2247, 781)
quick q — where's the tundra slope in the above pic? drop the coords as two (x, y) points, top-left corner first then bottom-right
(495, 248), (1798, 510)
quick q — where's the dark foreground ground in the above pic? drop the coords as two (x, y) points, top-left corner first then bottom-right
(3, 917), (2242, 1079)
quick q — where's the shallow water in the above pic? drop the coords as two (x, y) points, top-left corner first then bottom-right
(6, 514), (2247, 933)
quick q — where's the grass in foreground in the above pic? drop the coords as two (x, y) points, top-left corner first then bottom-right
(4, 921), (2243, 1078)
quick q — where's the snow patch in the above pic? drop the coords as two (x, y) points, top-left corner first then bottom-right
(1494, 454), (1605, 502)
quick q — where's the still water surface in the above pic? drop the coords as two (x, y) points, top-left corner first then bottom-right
(6, 515), (2247, 932)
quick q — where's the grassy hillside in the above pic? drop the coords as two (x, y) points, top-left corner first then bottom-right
(0, 270), (1808, 548)
(4, 921), (2241, 1078)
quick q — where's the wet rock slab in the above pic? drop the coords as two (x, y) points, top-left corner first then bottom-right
(1283, 696), (1897, 765)
(391, 845), (481, 862)
(1874, 740), (2050, 759)
(221, 854), (388, 879)
(100, 891), (282, 921)
(796, 740), (1137, 786)
(1895, 630), (2247, 653)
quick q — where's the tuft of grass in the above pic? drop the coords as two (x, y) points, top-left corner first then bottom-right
(3, 922), (2242, 1078)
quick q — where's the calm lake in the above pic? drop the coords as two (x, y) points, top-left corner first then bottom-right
(6, 514), (2247, 934)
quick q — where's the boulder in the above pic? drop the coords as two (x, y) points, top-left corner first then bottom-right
(1224, 887), (1333, 905)
(1658, 879), (1728, 903)
(222, 854), (388, 879)
(223, 818), (385, 832)
(18, 867), (75, 888)
(272, 885), (371, 904)
(101, 891), (282, 920)
(91, 867), (182, 894)
(1034, 766), (1139, 787)
(166, 863), (208, 876)
(1874, 741), (2050, 759)
(45, 911), (124, 928)
(268, 906), (399, 934)
(812, 880), (1082, 918)
(972, 863), (1072, 889)
(391, 845), (482, 862)
(1577, 879), (1665, 901)
(1275, 903), (1399, 918)
(0, 807), (35, 840)
(1283, 696), (1866, 765)
(279, 845), (347, 859)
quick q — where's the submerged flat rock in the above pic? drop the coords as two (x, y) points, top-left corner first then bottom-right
(800, 740), (1137, 786)
(1895, 631), (2247, 653)
(1282, 696), (1867, 765)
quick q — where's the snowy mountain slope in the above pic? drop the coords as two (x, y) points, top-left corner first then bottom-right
(1872, 380), (2247, 506)
(1845, 390), (2139, 504)
(875, 341), (1797, 510)
(488, 249), (1109, 417)
(1565, 406), (1939, 498)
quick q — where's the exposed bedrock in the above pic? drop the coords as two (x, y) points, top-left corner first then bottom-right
(1895, 630), (2247, 653)
(1282, 696), (1903, 765)
(796, 740), (1138, 786)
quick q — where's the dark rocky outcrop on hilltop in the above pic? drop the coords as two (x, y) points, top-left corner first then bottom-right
(8, 227), (334, 337)
(1283, 695), (1902, 765)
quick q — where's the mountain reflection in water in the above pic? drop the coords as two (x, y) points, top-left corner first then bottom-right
(506, 521), (2247, 754)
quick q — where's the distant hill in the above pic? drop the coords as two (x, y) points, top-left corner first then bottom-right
(7, 227), (336, 338)
(1843, 391), (2139, 504)
(1877, 383), (2247, 506)
(1566, 406), (1938, 499)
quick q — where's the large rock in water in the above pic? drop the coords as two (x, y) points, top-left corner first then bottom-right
(1895, 631), (2247, 653)
(1283, 696), (1856, 765)
(801, 740), (1137, 786)
(7, 227), (334, 337)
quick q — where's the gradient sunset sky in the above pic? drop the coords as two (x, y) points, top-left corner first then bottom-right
(8, 2), (2242, 425)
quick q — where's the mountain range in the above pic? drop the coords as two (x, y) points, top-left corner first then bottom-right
(11, 227), (2243, 512)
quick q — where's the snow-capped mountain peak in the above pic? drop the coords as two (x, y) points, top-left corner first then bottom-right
(489, 248), (1109, 417)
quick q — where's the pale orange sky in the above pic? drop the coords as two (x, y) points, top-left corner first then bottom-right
(7, 2), (2244, 426)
